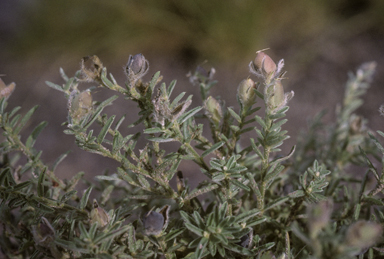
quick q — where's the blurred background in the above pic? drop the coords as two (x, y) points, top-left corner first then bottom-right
(1, 0), (384, 186)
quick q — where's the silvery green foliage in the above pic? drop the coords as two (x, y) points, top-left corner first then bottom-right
(0, 53), (383, 258)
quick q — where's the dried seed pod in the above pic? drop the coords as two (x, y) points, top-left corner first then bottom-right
(80, 55), (104, 82)
(125, 53), (149, 83)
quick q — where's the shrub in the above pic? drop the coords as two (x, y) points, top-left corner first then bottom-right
(0, 51), (383, 258)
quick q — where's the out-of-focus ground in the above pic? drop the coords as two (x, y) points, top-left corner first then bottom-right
(1, 0), (384, 188)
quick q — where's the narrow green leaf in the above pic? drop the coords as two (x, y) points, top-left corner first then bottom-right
(149, 71), (161, 92)
(196, 237), (209, 259)
(269, 112), (287, 120)
(94, 225), (130, 244)
(167, 80), (177, 97)
(270, 119), (288, 132)
(164, 228), (185, 242)
(229, 178), (250, 191)
(359, 146), (379, 181)
(0, 97), (7, 114)
(52, 151), (70, 172)
(46, 81), (64, 92)
(184, 222), (204, 237)
(147, 136), (175, 142)
(264, 196), (289, 211)
(143, 127), (165, 134)
(15, 106), (39, 134)
(114, 114), (125, 131)
(236, 208), (261, 223)
(10, 114), (21, 128)
(80, 186), (92, 210)
(37, 168), (47, 197)
(362, 196), (384, 206)
(238, 127), (254, 134)
(255, 115), (266, 129)
(369, 132), (384, 155)
(288, 190), (305, 198)
(59, 67), (69, 81)
(170, 92), (186, 109)
(186, 184), (219, 201)
(13, 181), (32, 191)
(254, 89), (264, 99)
(60, 190), (77, 203)
(25, 121), (48, 148)
(84, 95), (119, 130)
(247, 217), (267, 228)
(250, 138), (264, 159)
(8, 197), (26, 208)
(137, 175), (151, 190)
(227, 107), (241, 123)
(97, 115), (115, 144)
(177, 106), (202, 124)
(202, 141), (224, 157)
(354, 203), (361, 221)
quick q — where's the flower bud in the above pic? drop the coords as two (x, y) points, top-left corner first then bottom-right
(204, 96), (222, 127)
(254, 52), (276, 75)
(345, 221), (382, 250)
(125, 53), (149, 81)
(237, 79), (256, 109)
(68, 90), (93, 123)
(32, 217), (55, 247)
(270, 81), (285, 108)
(0, 78), (16, 100)
(90, 199), (110, 229)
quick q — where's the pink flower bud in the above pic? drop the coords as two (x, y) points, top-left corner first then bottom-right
(254, 52), (277, 75)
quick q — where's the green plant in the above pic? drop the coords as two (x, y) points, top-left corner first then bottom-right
(0, 51), (383, 259)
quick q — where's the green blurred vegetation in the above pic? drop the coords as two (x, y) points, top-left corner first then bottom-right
(9, 0), (384, 65)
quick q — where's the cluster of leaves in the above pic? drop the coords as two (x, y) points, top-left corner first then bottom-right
(0, 52), (384, 259)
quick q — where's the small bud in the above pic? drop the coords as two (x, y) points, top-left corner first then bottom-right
(254, 52), (277, 75)
(90, 199), (110, 228)
(237, 79), (256, 109)
(142, 206), (170, 236)
(32, 217), (55, 247)
(125, 53), (149, 83)
(0, 78), (16, 100)
(68, 90), (93, 123)
(204, 96), (222, 127)
(188, 66), (216, 85)
(307, 200), (333, 239)
(346, 221), (382, 251)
